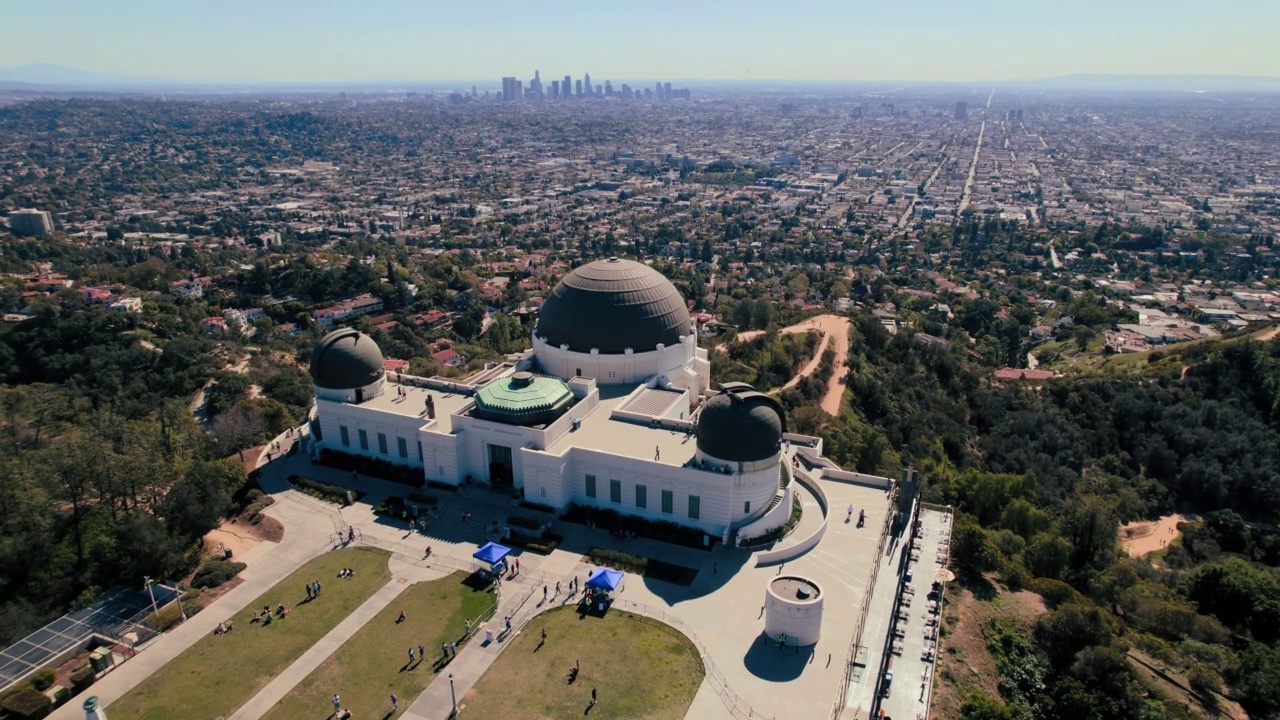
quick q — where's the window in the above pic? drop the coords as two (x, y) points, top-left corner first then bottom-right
(688, 495), (701, 520)
(744, 501), (751, 514)
(635, 484), (647, 509)
(609, 479), (621, 504)
(417, 441), (423, 461)
(661, 489), (673, 515)
(339, 425), (350, 447)
(585, 474), (597, 499)
(311, 420), (323, 441)
(540, 487), (547, 498)
(397, 436), (408, 458)
(358, 429), (368, 451)
(378, 433), (388, 455)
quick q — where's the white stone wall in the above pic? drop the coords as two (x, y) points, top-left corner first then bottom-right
(312, 396), (427, 470)
(314, 375), (386, 404)
(532, 333), (709, 396)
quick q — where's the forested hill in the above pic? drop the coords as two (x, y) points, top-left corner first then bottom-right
(782, 314), (1280, 719)
(788, 314), (1280, 524)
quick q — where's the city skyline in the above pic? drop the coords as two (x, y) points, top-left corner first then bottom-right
(2, 0), (1277, 85)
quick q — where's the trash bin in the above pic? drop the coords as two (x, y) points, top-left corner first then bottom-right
(224, 547), (233, 560)
(484, 628), (494, 643)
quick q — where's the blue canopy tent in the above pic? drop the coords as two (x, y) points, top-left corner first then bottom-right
(585, 568), (624, 592)
(473, 542), (512, 576)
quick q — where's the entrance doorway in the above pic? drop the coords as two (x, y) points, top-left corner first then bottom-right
(487, 444), (514, 488)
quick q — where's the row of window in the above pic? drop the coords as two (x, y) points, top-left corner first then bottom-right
(338, 424), (421, 461)
(584, 474), (715, 520)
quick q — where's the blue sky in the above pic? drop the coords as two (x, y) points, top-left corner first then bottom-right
(3, 0), (1276, 84)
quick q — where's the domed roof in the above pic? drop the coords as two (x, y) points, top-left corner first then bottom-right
(696, 383), (786, 462)
(536, 258), (691, 354)
(310, 329), (385, 390)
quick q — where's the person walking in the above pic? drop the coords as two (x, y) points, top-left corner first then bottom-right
(541, 628), (547, 643)
(543, 585), (548, 601)
(591, 687), (597, 705)
(555, 581), (561, 596)
(408, 647), (415, 664)
(306, 583), (313, 600)
(418, 644), (424, 661)
(332, 694), (341, 713)
(390, 693), (398, 712)
(450, 641), (457, 656)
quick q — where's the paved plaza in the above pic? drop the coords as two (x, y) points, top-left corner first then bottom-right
(53, 427), (954, 720)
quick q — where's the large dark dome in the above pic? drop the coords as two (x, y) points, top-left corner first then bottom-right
(536, 258), (691, 354)
(696, 383), (786, 462)
(310, 329), (385, 390)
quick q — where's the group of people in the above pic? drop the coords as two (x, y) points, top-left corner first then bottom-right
(251, 603), (289, 625)
(305, 580), (323, 599)
(337, 567), (356, 578)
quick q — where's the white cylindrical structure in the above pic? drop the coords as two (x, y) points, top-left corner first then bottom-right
(764, 576), (824, 646)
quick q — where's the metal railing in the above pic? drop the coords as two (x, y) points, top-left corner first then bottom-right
(830, 498), (897, 719)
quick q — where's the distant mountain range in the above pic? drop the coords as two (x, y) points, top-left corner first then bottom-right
(2, 63), (1279, 94)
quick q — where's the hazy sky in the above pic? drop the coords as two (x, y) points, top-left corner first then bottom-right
(3, 0), (1277, 84)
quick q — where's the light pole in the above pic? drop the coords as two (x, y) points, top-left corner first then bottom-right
(143, 577), (159, 621)
(449, 673), (457, 717)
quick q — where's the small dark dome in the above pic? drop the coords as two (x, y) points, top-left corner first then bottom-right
(696, 383), (787, 462)
(536, 257), (691, 354)
(310, 329), (385, 390)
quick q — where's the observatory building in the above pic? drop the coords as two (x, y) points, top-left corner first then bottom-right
(307, 257), (810, 542)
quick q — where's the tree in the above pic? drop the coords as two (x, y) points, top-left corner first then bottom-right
(960, 692), (1013, 720)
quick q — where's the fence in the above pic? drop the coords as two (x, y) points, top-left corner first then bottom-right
(829, 490), (897, 719)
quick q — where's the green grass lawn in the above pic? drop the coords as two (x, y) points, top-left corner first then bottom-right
(461, 606), (704, 720)
(262, 571), (496, 720)
(110, 547), (391, 720)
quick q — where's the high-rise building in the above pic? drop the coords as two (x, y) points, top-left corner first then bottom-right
(664, 82), (672, 100)
(575, 79), (583, 97)
(563, 75), (572, 99)
(583, 73), (592, 96)
(501, 76), (516, 101)
(529, 70), (543, 100)
(7, 208), (53, 236)
(621, 83), (632, 99)
(954, 101), (968, 120)
(550, 80), (560, 99)
(655, 81), (662, 100)
(604, 80), (613, 97)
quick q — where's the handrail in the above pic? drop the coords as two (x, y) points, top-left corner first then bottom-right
(830, 497), (896, 719)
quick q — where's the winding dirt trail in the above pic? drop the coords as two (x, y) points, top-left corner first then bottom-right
(718, 314), (853, 416)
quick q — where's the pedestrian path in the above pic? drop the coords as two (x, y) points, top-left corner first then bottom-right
(400, 574), (578, 720)
(228, 578), (413, 720)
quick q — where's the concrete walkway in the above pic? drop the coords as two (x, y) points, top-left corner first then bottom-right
(49, 495), (335, 720)
(229, 555), (446, 720)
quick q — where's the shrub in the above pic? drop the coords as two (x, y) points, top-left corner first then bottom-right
(407, 492), (439, 507)
(289, 475), (362, 505)
(505, 529), (563, 555)
(68, 665), (94, 693)
(507, 515), (543, 531)
(29, 669), (55, 692)
(1, 687), (52, 720)
(1028, 577), (1079, 609)
(146, 603), (186, 632)
(192, 560), (247, 589)
(563, 504), (710, 549)
(316, 448), (421, 486)
(427, 480), (459, 492)
(585, 548), (697, 586)
(519, 500), (556, 513)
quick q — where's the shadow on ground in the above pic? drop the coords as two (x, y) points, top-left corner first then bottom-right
(742, 631), (815, 681)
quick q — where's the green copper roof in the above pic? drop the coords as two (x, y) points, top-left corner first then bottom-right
(474, 372), (575, 426)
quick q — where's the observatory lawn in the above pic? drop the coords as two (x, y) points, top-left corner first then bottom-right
(110, 547), (391, 720)
(461, 606), (703, 720)
(261, 571), (495, 720)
